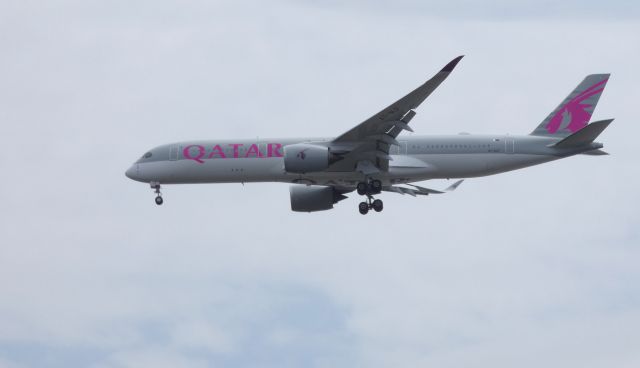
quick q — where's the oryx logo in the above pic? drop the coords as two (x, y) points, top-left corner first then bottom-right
(546, 78), (608, 134)
(296, 149), (309, 160)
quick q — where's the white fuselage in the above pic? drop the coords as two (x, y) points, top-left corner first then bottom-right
(125, 134), (591, 187)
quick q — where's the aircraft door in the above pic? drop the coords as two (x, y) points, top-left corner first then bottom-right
(505, 139), (514, 154)
(169, 146), (179, 161)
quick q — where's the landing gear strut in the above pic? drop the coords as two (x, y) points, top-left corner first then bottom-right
(151, 182), (163, 205)
(356, 179), (383, 215)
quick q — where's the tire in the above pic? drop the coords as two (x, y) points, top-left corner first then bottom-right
(155, 196), (163, 205)
(370, 180), (382, 194)
(372, 199), (383, 212)
(357, 182), (368, 196)
(358, 202), (369, 215)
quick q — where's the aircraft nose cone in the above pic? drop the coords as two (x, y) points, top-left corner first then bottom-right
(125, 164), (138, 180)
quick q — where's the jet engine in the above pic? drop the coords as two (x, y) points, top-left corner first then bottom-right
(283, 143), (336, 173)
(289, 185), (347, 212)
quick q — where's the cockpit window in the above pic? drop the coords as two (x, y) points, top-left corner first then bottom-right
(143, 152), (152, 159)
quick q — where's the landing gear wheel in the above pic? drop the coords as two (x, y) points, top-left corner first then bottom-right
(357, 179), (384, 214)
(357, 182), (368, 196)
(151, 182), (163, 206)
(358, 202), (369, 215)
(370, 180), (382, 194)
(372, 199), (383, 212)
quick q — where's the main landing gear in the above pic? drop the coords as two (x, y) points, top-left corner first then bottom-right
(151, 182), (163, 205)
(357, 179), (383, 215)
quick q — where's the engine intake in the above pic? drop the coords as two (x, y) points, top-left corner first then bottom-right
(283, 143), (332, 173)
(289, 185), (347, 212)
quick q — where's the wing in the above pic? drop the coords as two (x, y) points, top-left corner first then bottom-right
(329, 55), (464, 173)
(383, 180), (464, 196)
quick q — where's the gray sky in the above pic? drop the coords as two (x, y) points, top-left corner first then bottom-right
(1, 1), (639, 367)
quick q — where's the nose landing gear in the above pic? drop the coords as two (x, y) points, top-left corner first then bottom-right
(151, 182), (163, 205)
(356, 179), (384, 215)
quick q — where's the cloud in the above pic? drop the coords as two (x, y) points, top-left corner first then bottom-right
(0, 0), (639, 367)
(292, 0), (640, 19)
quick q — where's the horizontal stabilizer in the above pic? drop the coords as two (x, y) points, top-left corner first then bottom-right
(552, 119), (613, 148)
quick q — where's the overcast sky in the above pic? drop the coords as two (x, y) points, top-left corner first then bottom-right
(1, 1), (639, 367)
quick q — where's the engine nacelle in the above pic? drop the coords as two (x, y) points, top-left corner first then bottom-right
(283, 143), (329, 173)
(289, 185), (347, 212)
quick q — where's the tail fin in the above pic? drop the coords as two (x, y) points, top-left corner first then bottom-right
(530, 74), (610, 137)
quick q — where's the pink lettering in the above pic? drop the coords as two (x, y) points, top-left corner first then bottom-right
(267, 143), (283, 157)
(183, 145), (205, 163)
(208, 144), (226, 159)
(229, 144), (243, 158)
(245, 144), (264, 158)
(184, 143), (281, 162)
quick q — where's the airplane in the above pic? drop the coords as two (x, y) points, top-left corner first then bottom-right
(125, 55), (613, 214)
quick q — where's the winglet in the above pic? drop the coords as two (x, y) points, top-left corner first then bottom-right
(440, 55), (464, 73)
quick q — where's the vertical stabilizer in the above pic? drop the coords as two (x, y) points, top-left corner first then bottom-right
(530, 74), (609, 137)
